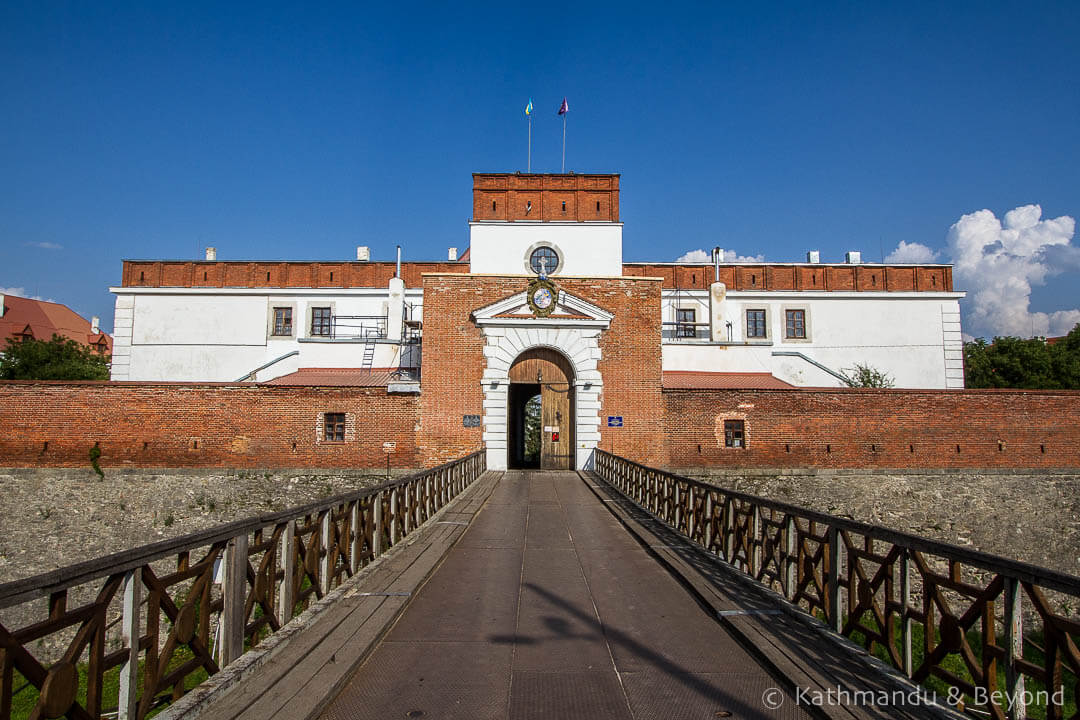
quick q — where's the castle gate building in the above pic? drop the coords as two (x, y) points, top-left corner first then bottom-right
(109, 172), (965, 470)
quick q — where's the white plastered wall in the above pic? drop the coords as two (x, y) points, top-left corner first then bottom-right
(468, 222), (623, 277)
(660, 290), (967, 389)
(109, 287), (418, 382)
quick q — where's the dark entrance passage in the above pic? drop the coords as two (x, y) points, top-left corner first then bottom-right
(507, 348), (575, 470)
(508, 384), (541, 469)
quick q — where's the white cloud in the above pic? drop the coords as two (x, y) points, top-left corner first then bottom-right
(676, 248), (765, 263)
(884, 241), (939, 264)
(946, 204), (1079, 338)
(24, 241), (63, 250)
(0, 286), (55, 303)
(675, 249), (711, 263)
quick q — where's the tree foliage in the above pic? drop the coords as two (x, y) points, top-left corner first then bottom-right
(841, 363), (896, 388)
(0, 334), (110, 381)
(964, 323), (1080, 389)
(524, 394), (542, 464)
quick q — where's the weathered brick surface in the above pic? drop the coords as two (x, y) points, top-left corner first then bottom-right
(622, 263), (953, 291)
(0, 382), (419, 468)
(664, 388), (1080, 469)
(471, 173), (620, 222)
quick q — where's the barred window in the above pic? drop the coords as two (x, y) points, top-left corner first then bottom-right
(324, 413), (345, 442)
(272, 308), (292, 336)
(746, 309), (767, 338)
(724, 420), (745, 448)
(311, 307), (332, 337)
(785, 309), (806, 339)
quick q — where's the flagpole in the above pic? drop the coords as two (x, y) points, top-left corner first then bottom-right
(561, 113), (566, 173)
(528, 115), (532, 173)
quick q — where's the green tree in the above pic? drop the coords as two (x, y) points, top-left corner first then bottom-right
(523, 394), (542, 464)
(1050, 324), (1080, 389)
(840, 363), (895, 388)
(0, 334), (110, 380)
(964, 324), (1080, 389)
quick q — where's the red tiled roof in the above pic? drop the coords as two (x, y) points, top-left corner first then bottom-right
(0, 294), (112, 352)
(662, 371), (795, 390)
(263, 367), (400, 387)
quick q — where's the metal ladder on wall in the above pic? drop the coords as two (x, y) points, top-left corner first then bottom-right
(361, 330), (377, 371)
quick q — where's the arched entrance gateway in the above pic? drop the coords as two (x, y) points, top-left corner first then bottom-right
(471, 286), (614, 471)
(507, 348), (575, 469)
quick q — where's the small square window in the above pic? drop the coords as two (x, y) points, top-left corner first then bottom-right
(676, 308), (696, 338)
(746, 309), (767, 338)
(272, 308), (292, 336)
(785, 309), (806, 339)
(324, 413), (345, 442)
(724, 420), (745, 448)
(311, 307), (332, 336)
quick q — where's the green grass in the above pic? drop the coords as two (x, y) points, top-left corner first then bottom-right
(9, 643), (211, 719)
(840, 610), (1077, 719)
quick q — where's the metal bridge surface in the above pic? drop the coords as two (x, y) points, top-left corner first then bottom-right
(319, 471), (809, 720)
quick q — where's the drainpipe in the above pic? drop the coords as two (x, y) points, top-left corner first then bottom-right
(709, 247), (726, 342)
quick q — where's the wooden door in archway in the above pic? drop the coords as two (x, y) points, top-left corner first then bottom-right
(509, 348), (575, 470)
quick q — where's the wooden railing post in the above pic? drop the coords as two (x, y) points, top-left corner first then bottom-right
(390, 488), (399, 545)
(900, 547), (913, 678)
(704, 491), (714, 552)
(751, 505), (762, 578)
(784, 516), (796, 600)
(1004, 577), (1026, 720)
(686, 485), (695, 539)
(350, 501), (361, 574)
(118, 569), (141, 720)
(222, 533), (248, 666)
(826, 525), (842, 632)
(373, 491), (384, 557)
(319, 511), (331, 595)
(279, 522), (295, 622)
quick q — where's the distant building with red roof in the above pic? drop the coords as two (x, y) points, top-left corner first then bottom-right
(0, 293), (112, 354)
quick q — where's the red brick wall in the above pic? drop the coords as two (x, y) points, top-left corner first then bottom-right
(417, 274), (664, 467)
(121, 261), (465, 288)
(0, 382), (419, 469)
(664, 388), (1080, 469)
(471, 173), (620, 222)
(624, 263), (953, 292)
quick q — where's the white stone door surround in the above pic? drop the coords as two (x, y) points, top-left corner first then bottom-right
(472, 290), (613, 470)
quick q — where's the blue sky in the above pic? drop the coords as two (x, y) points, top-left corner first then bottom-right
(2, 1), (1078, 339)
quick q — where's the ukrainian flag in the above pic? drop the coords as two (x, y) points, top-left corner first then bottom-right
(525, 98), (533, 116)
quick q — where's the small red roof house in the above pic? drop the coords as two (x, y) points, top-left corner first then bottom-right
(0, 293), (112, 354)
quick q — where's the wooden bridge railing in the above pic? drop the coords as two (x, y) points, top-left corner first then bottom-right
(0, 451), (485, 720)
(594, 451), (1080, 720)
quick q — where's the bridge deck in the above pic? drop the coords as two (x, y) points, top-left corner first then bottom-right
(320, 470), (809, 720)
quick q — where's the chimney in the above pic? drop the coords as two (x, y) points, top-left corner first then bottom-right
(845, 251), (862, 264)
(205, 247), (217, 261)
(91, 316), (100, 333)
(396, 245), (402, 278)
(711, 247), (723, 282)
(806, 250), (821, 264)
(356, 246), (371, 262)
(448, 247), (458, 262)
(0, 293), (5, 318)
